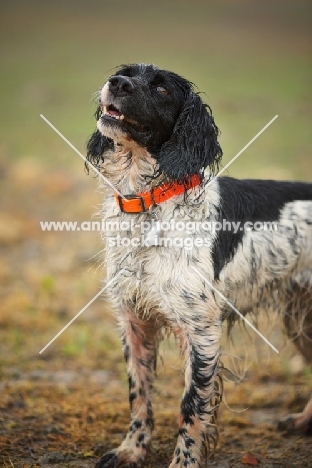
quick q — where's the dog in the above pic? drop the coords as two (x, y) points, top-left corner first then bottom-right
(86, 63), (312, 468)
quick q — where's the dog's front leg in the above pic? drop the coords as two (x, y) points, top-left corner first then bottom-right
(169, 313), (222, 468)
(95, 314), (157, 468)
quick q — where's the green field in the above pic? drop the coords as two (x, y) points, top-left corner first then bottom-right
(0, 1), (311, 466)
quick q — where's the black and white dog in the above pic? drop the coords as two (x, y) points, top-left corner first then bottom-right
(86, 63), (312, 468)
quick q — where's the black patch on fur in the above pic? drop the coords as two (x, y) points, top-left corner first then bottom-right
(184, 436), (195, 448)
(128, 376), (136, 389)
(130, 420), (142, 432)
(180, 348), (218, 425)
(199, 292), (207, 302)
(129, 392), (137, 407)
(212, 177), (312, 279)
(139, 387), (146, 398)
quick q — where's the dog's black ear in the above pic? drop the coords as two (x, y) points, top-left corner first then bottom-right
(85, 107), (114, 173)
(156, 92), (222, 183)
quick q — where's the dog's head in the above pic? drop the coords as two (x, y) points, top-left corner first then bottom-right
(86, 63), (222, 185)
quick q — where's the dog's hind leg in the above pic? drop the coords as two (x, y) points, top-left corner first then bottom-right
(278, 279), (312, 435)
(95, 314), (158, 468)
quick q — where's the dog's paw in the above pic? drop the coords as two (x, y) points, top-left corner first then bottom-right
(277, 416), (296, 433)
(277, 414), (312, 435)
(95, 451), (140, 468)
(95, 452), (117, 468)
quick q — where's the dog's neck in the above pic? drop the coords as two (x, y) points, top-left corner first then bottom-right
(101, 140), (160, 194)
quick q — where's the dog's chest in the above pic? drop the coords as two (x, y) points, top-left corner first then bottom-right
(102, 196), (218, 312)
(105, 232), (204, 315)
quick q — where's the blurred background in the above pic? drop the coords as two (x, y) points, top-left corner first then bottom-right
(0, 0), (311, 466)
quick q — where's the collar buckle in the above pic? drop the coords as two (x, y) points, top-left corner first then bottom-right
(117, 195), (147, 213)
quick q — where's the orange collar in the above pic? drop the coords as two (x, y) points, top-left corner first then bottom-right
(114, 175), (201, 213)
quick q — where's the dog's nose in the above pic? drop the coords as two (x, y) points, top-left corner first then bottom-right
(108, 75), (134, 97)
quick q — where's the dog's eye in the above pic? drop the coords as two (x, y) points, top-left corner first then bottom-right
(156, 85), (170, 95)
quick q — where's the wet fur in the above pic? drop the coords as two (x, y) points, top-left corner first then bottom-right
(86, 64), (312, 467)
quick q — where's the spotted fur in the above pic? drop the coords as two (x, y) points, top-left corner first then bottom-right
(86, 64), (312, 467)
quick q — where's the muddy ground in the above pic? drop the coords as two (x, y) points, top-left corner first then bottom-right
(1, 364), (311, 467)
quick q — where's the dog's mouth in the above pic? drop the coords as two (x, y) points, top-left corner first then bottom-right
(101, 104), (149, 134)
(103, 104), (125, 121)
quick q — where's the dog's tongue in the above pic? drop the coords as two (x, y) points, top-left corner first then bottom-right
(108, 107), (122, 117)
